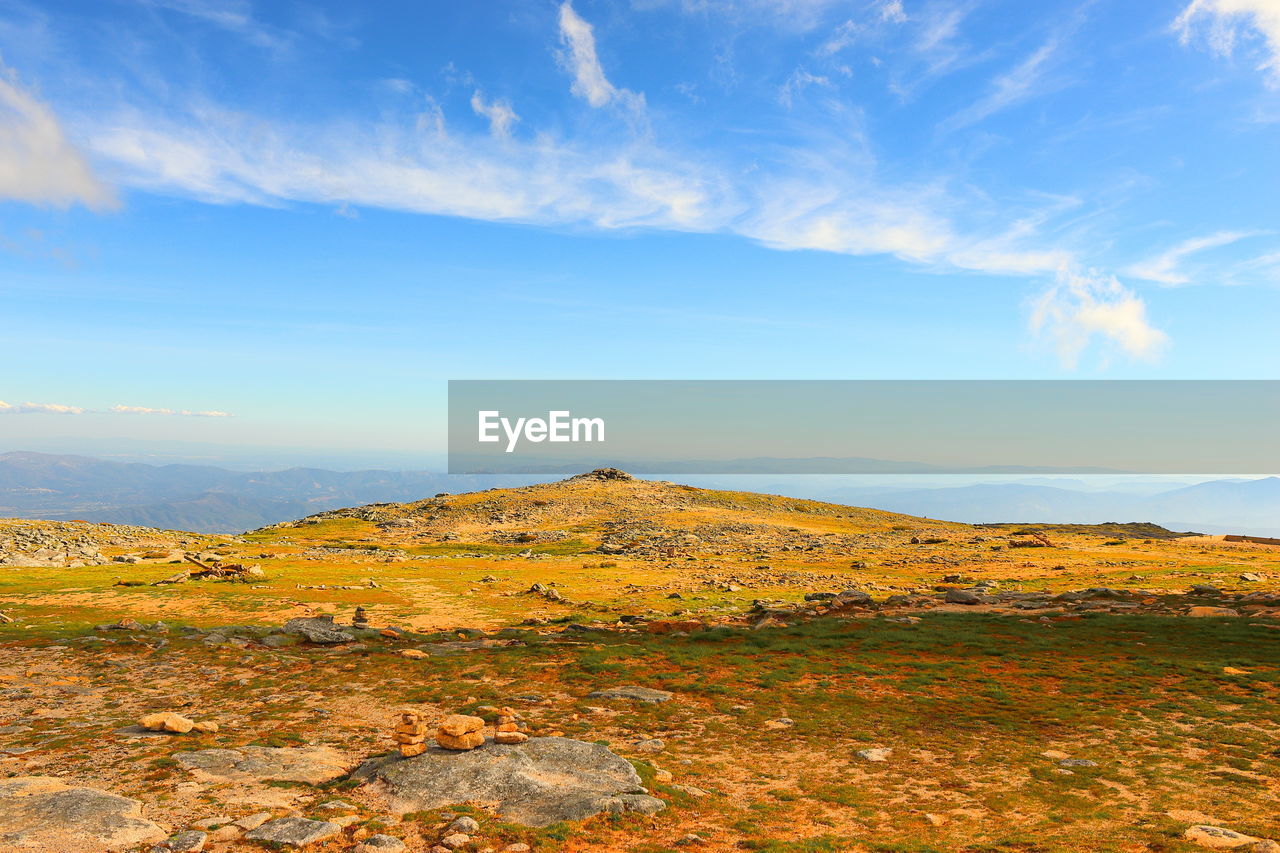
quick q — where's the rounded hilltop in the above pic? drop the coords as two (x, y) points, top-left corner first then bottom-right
(256, 468), (965, 558)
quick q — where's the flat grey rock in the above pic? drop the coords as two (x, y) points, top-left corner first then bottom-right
(357, 834), (407, 852)
(153, 830), (207, 852)
(355, 736), (664, 827)
(173, 745), (351, 785)
(0, 776), (166, 852)
(281, 615), (355, 644)
(244, 816), (340, 846)
(587, 685), (674, 703)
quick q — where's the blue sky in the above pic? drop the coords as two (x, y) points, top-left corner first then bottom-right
(0, 0), (1277, 462)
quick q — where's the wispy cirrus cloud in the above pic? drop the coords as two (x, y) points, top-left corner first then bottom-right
(0, 66), (114, 210)
(1174, 0), (1280, 85)
(469, 91), (519, 139)
(1126, 230), (1261, 285)
(938, 38), (1062, 133)
(558, 2), (644, 112)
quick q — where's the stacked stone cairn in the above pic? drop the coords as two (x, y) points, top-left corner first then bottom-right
(435, 714), (486, 750)
(493, 707), (528, 745)
(393, 709), (430, 757)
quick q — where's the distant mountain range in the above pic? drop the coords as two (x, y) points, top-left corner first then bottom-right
(1, 451), (1276, 536)
(0, 451), (541, 532)
(808, 478), (1280, 537)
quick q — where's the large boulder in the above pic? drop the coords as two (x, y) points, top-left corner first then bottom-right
(0, 776), (167, 851)
(354, 737), (665, 827)
(173, 745), (351, 785)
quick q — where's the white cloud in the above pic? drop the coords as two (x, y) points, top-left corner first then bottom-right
(0, 68), (115, 210)
(469, 91), (519, 139)
(778, 68), (833, 106)
(0, 400), (84, 414)
(1030, 268), (1168, 367)
(1175, 0), (1280, 85)
(939, 38), (1060, 132)
(558, 2), (644, 111)
(110, 405), (233, 417)
(1126, 230), (1257, 284)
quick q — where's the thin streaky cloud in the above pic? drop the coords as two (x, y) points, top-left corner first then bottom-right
(1126, 231), (1260, 285)
(558, 1), (643, 111)
(938, 37), (1061, 133)
(0, 400), (85, 414)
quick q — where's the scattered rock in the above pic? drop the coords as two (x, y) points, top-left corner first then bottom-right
(1058, 758), (1097, 767)
(281, 615), (355, 644)
(633, 738), (665, 754)
(587, 685), (674, 703)
(152, 830), (207, 852)
(448, 816), (480, 833)
(139, 712), (196, 734)
(944, 589), (983, 605)
(0, 776), (166, 852)
(1187, 606), (1240, 618)
(355, 736), (662, 827)
(855, 748), (892, 762)
(440, 832), (470, 849)
(173, 745), (351, 785)
(244, 817), (341, 847)
(357, 835), (408, 853)
(1183, 825), (1260, 849)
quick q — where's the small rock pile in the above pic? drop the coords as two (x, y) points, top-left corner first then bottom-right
(393, 710), (431, 758)
(493, 707), (528, 745)
(435, 714), (486, 750)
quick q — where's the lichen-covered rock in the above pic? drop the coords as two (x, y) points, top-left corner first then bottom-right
(281, 615), (355, 644)
(244, 817), (340, 847)
(173, 745), (351, 785)
(0, 776), (166, 852)
(586, 685), (673, 703)
(354, 737), (665, 827)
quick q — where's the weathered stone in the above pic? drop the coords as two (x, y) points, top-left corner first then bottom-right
(449, 816), (480, 833)
(281, 615), (355, 644)
(438, 714), (485, 737)
(173, 745), (351, 785)
(154, 830), (207, 852)
(944, 589), (982, 605)
(357, 835), (408, 853)
(587, 685), (674, 703)
(244, 817), (341, 847)
(355, 736), (664, 827)
(139, 712), (195, 733)
(855, 748), (892, 762)
(0, 776), (166, 852)
(1187, 606), (1240, 618)
(440, 832), (470, 849)
(1184, 825), (1260, 849)
(436, 731), (486, 750)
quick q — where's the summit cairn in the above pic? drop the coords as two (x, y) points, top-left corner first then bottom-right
(392, 709), (430, 758)
(493, 707), (528, 745)
(435, 714), (486, 750)
(568, 468), (634, 481)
